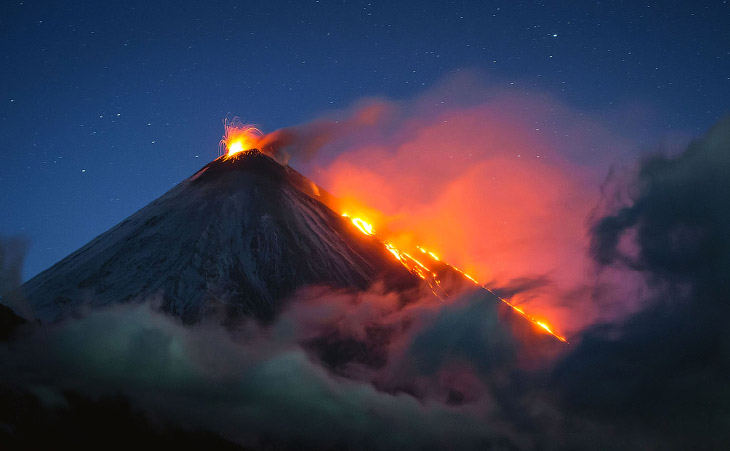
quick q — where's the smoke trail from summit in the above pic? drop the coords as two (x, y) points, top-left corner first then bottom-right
(262, 74), (644, 335)
(254, 100), (394, 165)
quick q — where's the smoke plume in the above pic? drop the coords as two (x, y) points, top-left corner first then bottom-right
(265, 73), (646, 334)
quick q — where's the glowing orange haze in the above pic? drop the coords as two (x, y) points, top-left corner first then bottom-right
(342, 213), (567, 342)
(310, 95), (625, 337)
(219, 82), (640, 337)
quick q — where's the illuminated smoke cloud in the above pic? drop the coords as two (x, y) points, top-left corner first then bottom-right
(265, 73), (644, 334)
(256, 100), (394, 165)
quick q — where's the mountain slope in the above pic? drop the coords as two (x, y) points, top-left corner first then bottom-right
(23, 151), (419, 324)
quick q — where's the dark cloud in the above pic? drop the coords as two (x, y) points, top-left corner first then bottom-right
(554, 116), (730, 449)
(591, 116), (730, 295)
(0, 388), (244, 450)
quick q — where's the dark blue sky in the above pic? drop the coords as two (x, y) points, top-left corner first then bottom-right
(1, 0), (729, 280)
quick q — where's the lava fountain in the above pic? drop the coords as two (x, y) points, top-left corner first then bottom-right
(219, 118), (264, 159)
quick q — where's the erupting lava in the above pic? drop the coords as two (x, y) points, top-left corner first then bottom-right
(342, 214), (568, 342)
(220, 119), (263, 159)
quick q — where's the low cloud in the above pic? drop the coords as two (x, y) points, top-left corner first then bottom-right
(0, 284), (562, 450)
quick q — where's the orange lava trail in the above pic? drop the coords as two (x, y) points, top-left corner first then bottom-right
(343, 215), (568, 343)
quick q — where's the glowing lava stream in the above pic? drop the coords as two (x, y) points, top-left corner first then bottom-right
(342, 214), (568, 343)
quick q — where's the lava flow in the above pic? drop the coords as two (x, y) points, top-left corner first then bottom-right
(342, 214), (568, 343)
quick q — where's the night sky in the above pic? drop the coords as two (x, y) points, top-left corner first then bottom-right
(2, 0), (729, 280)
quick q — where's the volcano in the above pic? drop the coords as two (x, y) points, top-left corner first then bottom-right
(2, 146), (570, 451)
(22, 150), (421, 324)
(17, 148), (567, 345)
